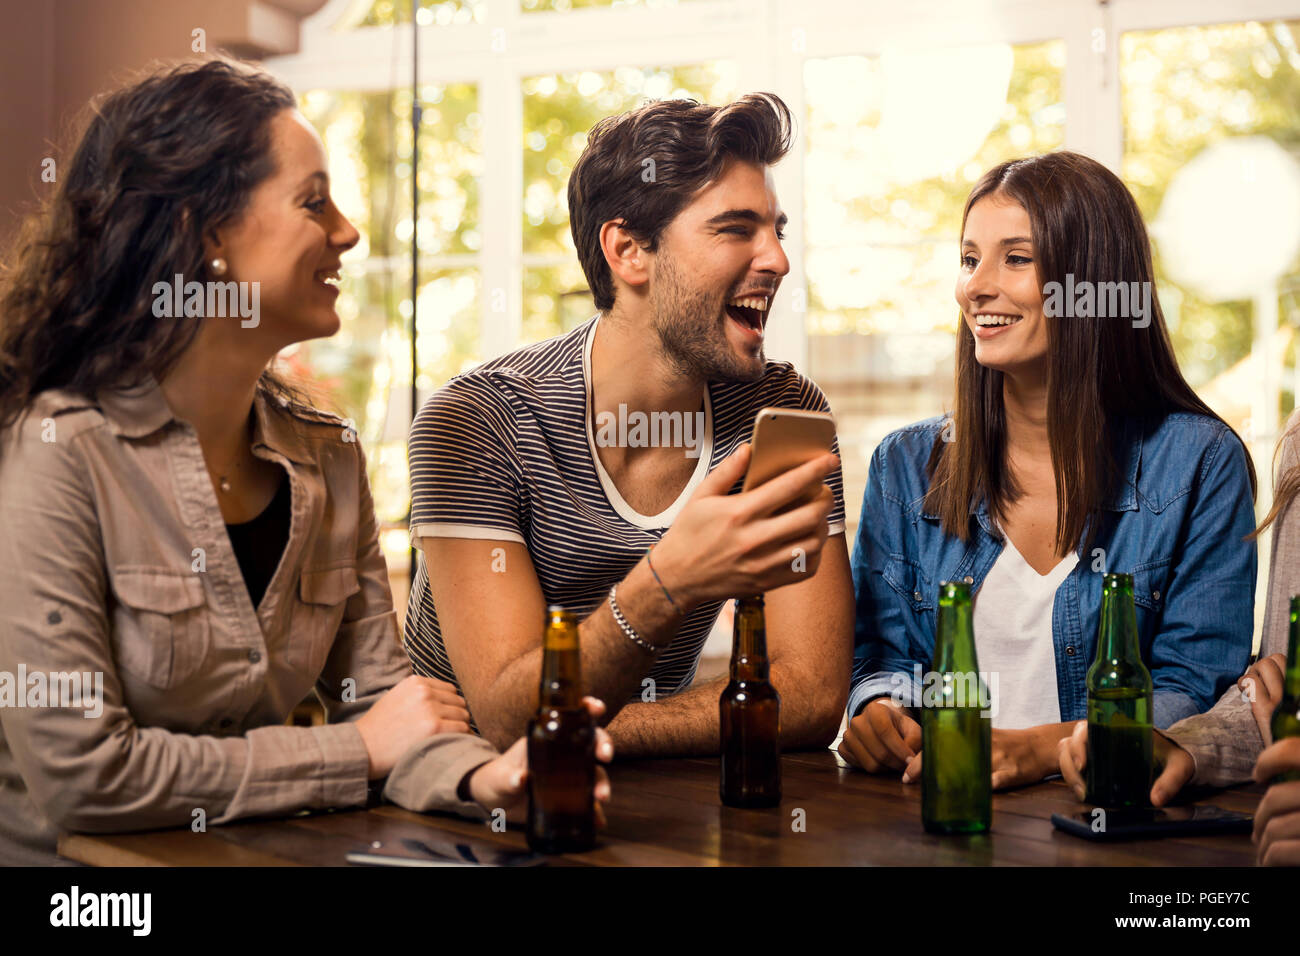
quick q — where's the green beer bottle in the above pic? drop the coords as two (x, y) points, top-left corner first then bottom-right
(921, 581), (992, 834)
(1085, 572), (1153, 808)
(1268, 595), (1300, 782)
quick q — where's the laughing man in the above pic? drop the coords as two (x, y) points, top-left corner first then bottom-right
(403, 93), (853, 756)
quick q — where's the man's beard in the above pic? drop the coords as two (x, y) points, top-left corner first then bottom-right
(650, 250), (765, 383)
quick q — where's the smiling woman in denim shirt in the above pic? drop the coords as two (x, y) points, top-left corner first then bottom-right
(838, 151), (1258, 791)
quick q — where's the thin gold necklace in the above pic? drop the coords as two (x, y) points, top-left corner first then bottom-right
(214, 451), (245, 494)
(207, 413), (256, 494)
(211, 438), (252, 494)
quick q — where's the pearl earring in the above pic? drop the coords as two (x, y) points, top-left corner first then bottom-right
(209, 257), (228, 277)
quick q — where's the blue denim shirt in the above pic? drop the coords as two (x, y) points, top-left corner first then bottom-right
(848, 412), (1257, 729)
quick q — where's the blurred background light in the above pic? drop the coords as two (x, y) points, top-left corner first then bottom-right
(1152, 136), (1300, 301)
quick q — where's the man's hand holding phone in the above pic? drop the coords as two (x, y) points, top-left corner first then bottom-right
(652, 442), (838, 611)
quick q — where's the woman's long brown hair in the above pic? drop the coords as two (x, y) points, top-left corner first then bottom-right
(1254, 418), (1300, 538)
(0, 58), (314, 431)
(924, 151), (1256, 555)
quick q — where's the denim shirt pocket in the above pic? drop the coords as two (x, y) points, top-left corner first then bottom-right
(883, 553), (935, 614)
(1131, 558), (1171, 615)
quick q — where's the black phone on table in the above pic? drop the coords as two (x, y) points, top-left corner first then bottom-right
(1050, 805), (1253, 841)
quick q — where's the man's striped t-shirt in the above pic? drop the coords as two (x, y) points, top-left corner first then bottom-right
(404, 314), (846, 705)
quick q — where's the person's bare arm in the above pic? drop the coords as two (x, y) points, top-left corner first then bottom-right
(603, 677), (725, 758)
(606, 533), (853, 758)
(422, 537), (680, 751)
(765, 533), (853, 746)
(425, 446), (841, 751)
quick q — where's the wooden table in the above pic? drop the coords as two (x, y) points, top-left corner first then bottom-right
(58, 750), (1263, 866)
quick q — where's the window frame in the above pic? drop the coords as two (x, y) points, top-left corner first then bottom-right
(267, 0), (1295, 369)
(265, 0), (1296, 632)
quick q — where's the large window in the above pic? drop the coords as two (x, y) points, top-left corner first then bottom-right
(268, 0), (1300, 635)
(294, 79), (484, 596)
(805, 41), (1066, 527)
(354, 0), (486, 25)
(521, 63), (736, 343)
(1120, 18), (1300, 521)
(521, 0), (700, 11)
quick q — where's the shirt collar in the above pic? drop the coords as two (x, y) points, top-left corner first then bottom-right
(251, 387), (315, 466)
(94, 377), (175, 438)
(950, 414), (1144, 528)
(966, 495), (992, 532)
(1101, 414), (1142, 512)
(95, 375), (316, 466)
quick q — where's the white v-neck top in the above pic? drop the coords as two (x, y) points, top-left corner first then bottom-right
(581, 319), (715, 528)
(971, 536), (1079, 729)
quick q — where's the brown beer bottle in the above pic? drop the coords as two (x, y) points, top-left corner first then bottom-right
(720, 595), (781, 807)
(526, 606), (597, 853)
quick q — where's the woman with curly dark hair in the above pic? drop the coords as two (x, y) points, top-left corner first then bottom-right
(0, 58), (609, 865)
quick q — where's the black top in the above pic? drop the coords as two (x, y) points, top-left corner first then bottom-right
(226, 475), (291, 610)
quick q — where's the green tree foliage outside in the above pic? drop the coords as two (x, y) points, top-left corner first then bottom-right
(297, 84), (482, 524)
(521, 63), (736, 343)
(1121, 21), (1300, 407)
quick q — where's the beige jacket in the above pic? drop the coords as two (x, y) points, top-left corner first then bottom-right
(0, 379), (496, 865)
(1163, 410), (1300, 786)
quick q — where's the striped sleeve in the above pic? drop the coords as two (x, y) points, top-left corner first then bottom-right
(408, 375), (525, 544)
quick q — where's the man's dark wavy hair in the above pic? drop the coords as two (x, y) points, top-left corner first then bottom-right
(0, 57), (309, 430)
(567, 92), (794, 312)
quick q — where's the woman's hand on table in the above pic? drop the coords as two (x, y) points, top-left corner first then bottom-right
(1058, 720), (1194, 806)
(842, 702), (1077, 790)
(838, 697), (921, 773)
(899, 724), (1070, 791)
(466, 696), (613, 824)
(987, 726), (1060, 790)
(356, 675), (472, 779)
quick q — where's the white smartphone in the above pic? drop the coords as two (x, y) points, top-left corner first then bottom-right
(741, 407), (837, 499)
